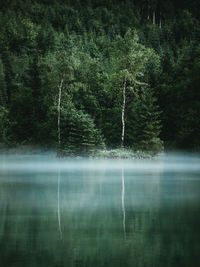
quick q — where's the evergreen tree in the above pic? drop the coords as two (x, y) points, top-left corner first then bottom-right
(126, 87), (163, 151)
(58, 104), (105, 156)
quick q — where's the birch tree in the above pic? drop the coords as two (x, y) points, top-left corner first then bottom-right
(40, 41), (80, 147)
(40, 35), (105, 153)
(110, 30), (157, 147)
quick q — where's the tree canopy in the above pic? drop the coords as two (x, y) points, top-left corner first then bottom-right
(0, 0), (199, 151)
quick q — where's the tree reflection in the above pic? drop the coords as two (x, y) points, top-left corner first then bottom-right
(121, 168), (126, 238)
(57, 168), (62, 239)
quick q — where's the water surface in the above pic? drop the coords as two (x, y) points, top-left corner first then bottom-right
(0, 153), (200, 267)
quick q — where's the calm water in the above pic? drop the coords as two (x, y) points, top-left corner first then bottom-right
(0, 153), (200, 267)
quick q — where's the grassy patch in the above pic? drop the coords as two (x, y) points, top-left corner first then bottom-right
(92, 148), (156, 159)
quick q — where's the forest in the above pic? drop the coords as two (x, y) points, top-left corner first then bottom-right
(0, 0), (200, 153)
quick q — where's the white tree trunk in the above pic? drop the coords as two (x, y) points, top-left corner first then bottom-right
(58, 79), (63, 146)
(153, 11), (156, 24)
(121, 77), (126, 148)
(159, 14), (162, 28)
(121, 168), (126, 238)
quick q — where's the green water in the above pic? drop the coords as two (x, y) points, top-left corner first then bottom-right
(0, 154), (200, 267)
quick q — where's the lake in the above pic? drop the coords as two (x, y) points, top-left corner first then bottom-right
(0, 153), (200, 267)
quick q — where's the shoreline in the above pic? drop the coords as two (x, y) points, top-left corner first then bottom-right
(0, 144), (160, 159)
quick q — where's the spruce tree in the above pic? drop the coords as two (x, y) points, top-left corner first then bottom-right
(127, 87), (163, 152)
(58, 105), (105, 156)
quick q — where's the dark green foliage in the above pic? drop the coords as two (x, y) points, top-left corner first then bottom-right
(0, 106), (9, 143)
(126, 88), (163, 151)
(0, 58), (7, 106)
(157, 40), (200, 150)
(0, 0), (199, 151)
(58, 106), (105, 156)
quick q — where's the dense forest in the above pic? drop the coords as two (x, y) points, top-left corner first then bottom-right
(0, 0), (200, 153)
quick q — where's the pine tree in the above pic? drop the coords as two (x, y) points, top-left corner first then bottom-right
(58, 105), (105, 156)
(127, 87), (163, 152)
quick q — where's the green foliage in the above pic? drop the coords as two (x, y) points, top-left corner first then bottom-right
(58, 105), (105, 156)
(0, 106), (9, 143)
(0, 58), (7, 105)
(126, 88), (163, 151)
(0, 0), (199, 152)
(158, 40), (200, 150)
(94, 148), (154, 158)
(107, 29), (161, 148)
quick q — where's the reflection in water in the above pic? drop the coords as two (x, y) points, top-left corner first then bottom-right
(0, 153), (200, 267)
(121, 168), (126, 238)
(57, 169), (62, 239)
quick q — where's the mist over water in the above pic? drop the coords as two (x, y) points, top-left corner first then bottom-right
(0, 153), (200, 267)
